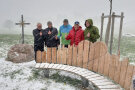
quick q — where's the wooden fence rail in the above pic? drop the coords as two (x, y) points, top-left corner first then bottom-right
(36, 40), (134, 90)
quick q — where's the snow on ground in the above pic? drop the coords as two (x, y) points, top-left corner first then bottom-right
(0, 58), (80, 90)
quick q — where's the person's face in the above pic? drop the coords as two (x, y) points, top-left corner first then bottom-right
(74, 24), (79, 30)
(37, 24), (42, 30)
(64, 22), (68, 26)
(86, 21), (90, 27)
(48, 24), (52, 28)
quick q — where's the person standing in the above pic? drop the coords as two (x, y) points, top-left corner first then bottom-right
(43, 21), (60, 48)
(65, 21), (84, 46)
(84, 19), (100, 43)
(57, 19), (72, 48)
(33, 23), (44, 62)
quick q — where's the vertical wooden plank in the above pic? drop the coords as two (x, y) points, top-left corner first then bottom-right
(61, 46), (67, 65)
(42, 51), (46, 63)
(113, 56), (121, 83)
(83, 40), (90, 69)
(77, 41), (84, 67)
(103, 53), (111, 76)
(47, 48), (52, 63)
(67, 45), (73, 65)
(98, 55), (105, 74)
(72, 46), (77, 66)
(119, 58), (129, 87)
(57, 48), (61, 64)
(124, 64), (134, 90)
(98, 43), (105, 74)
(36, 51), (42, 63)
(109, 54), (116, 80)
(93, 42), (100, 72)
(52, 48), (57, 64)
(88, 43), (94, 70)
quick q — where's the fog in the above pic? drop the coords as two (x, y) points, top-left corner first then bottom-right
(0, 0), (135, 35)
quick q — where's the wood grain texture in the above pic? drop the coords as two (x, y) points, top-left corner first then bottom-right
(57, 48), (61, 64)
(124, 64), (134, 90)
(88, 43), (94, 70)
(83, 40), (90, 69)
(36, 51), (42, 63)
(113, 56), (121, 83)
(41, 51), (46, 63)
(119, 58), (128, 87)
(103, 53), (111, 76)
(67, 45), (73, 65)
(77, 41), (84, 67)
(52, 48), (57, 64)
(72, 46), (77, 66)
(47, 48), (52, 63)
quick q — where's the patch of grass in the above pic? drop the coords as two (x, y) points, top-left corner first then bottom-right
(40, 88), (47, 90)
(9, 69), (22, 79)
(50, 72), (82, 87)
(28, 69), (42, 81)
(2, 69), (23, 79)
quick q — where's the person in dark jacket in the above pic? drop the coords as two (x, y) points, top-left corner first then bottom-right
(65, 21), (84, 46)
(43, 21), (60, 47)
(33, 23), (44, 62)
(84, 19), (100, 43)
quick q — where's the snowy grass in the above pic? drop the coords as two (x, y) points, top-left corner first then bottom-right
(0, 58), (87, 90)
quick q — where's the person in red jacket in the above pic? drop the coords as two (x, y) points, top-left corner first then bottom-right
(65, 21), (84, 46)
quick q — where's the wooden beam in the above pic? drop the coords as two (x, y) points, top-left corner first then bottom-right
(110, 12), (115, 54)
(100, 13), (104, 41)
(117, 12), (124, 55)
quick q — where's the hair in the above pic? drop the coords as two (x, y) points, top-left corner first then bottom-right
(37, 23), (42, 26)
(47, 21), (52, 26)
(63, 19), (68, 23)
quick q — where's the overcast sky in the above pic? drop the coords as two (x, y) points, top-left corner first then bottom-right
(0, 0), (135, 35)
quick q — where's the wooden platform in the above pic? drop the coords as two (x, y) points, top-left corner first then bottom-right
(35, 63), (122, 90)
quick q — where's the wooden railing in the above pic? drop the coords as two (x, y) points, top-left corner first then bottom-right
(36, 40), (134, 90)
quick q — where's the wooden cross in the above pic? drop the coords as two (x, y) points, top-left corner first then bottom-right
(15, 15), (30, 44)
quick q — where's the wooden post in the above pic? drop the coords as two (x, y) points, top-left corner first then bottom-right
(117, 12), (124, 55)
(21, 15), (24, 44)
(110, 12), (115, 54)
(100, 13), (104, 41)
(105, 15), (112, 46)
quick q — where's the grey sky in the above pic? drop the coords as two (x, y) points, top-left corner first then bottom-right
(0, 0), (135, 35)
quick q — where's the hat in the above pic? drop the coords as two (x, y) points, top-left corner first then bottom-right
(74, 21), (79, 25)
(63, 19), (68, 23)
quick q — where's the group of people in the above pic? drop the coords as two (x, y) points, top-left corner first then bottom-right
(33, 19), (100, 62)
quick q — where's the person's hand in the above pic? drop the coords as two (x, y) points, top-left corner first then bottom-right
(48, 30), (52, 35)
(40, 32), (42, 36)
(87, 32), (90, 37)
(65, 35), (68, 38)
(55, 36), (58, 40)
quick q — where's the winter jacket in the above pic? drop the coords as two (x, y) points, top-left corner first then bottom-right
(57, 24), (72, 45)
(43, 27), (60, 47)
(66, 26), (84, 46)
(84, 19), (100, 43)
(33, 29), (44, 51)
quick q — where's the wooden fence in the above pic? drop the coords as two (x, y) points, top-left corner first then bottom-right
(36, 40), (134, 90)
